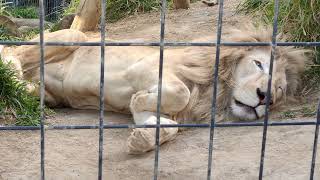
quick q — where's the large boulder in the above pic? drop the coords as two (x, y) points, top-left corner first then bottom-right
(0, 15), (19, 36)
(57, 14), (75, 30)
(10, 17), (52, 28)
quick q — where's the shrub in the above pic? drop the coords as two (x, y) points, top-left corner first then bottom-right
(0, 60), (41, 126)
(5, 6), (39, 19)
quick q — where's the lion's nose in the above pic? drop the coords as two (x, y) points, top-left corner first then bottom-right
(256, 88), (273, 105)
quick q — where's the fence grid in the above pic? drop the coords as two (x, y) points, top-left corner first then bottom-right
(4, 0), (65, 20)
(0, 0), (319, 179)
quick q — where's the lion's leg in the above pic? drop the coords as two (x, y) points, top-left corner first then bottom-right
(127, 111), (178, 154)
(130, 80), (190, 114)
(13, 29), (87, 67)
(127, 79), (190, 154)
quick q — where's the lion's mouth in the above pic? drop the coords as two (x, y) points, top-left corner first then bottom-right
(234, 98), (260, 119)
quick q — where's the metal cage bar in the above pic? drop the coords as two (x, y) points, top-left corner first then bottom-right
(0, 0), (319, 179)
(38, 0), (46, 179)
(0, 119), (319, 131)
(153, 0), (167, 178)
(1, 41), (320, 47)
(98, 0), (107, 178)
(310, 101), (320, 180)
(207, 0), (224, 179)
(258, 0), (280, 179)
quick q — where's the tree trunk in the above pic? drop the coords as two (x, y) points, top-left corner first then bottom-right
(173, 0), (190, 9)
(70, 0), (101, 32)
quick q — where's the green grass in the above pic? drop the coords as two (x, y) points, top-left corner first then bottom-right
(5, 6), (39, 19)
(0, 60), (42, 126)
(106, 0), (160, 22)
(237, 0), (320, 93)
(237, 0), (320, 44)
(0, 9), (46, 125)
(280, 104), (317, 119)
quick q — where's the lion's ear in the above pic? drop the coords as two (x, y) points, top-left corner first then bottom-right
(218, 47), (247, 85)
(282, 47), (313, 96)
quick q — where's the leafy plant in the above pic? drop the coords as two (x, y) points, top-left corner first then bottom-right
(0, 60), (42, 126)
(5, 6), (39, 19)
(0, 1), (11, 15)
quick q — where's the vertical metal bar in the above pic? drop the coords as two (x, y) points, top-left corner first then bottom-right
(153, 0), (167, 179)
(258, 0), (279, 179)
(98, 0), (107, 179)
(39, 0), (46, 179)
(207, 0), (224, 179)
(310, 100), (320, 180)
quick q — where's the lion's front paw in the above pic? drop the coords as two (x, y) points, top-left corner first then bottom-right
(129, 90), (150, 113)
(127, 128), (156, 154)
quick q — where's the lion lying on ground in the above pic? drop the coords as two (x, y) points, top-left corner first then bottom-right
(0, 25), (310, 153)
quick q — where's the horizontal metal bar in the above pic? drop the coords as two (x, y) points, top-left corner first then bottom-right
(1, 41), (320, 47)
(0, 120), (317, 131)
(276, 42), (320, 46)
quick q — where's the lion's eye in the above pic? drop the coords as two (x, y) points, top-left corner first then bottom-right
(254, 60), (263, 70)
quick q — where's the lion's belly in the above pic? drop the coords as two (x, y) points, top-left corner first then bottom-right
(61, 46), (144, 112)
(63, 68), (136, 112)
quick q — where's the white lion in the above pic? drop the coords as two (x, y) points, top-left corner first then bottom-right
(0, 25), (310, 153)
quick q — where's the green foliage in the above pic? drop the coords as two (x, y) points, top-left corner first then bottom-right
(63, 0), (80, 16)
(0, 60), (41, 126)
(0, 5), (46, 126)
(237, 0), (320, 56)
(5, 6), (39, 19)
(0, 1), (11, 15)
(19, 28), (40, 40)
(106, 0), (160, 22)
(280, 104), (317, 119)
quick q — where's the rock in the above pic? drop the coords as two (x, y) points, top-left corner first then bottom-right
(57, 14), (76, 30)
(202, 0), (218, 6)
(9, 17), (53, 28)
(0, 15), (19, 36)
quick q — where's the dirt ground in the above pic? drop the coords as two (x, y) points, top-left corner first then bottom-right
(1, 0), (319, 179)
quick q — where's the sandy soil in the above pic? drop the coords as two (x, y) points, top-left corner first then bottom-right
(1, 0), (319, 179)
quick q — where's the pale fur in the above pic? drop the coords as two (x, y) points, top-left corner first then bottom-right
(174, 25), (310, 122)
(0, 25), (311, 153)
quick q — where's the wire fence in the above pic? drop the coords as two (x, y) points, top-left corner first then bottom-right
(3, 0), (66, 20)
(0, 0), (319, 179)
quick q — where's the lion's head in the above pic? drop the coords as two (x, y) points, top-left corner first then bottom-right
(229, 47), (290, 120)
(176, 25), (311, 122)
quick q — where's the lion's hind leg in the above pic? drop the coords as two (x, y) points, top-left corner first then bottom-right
(12, 29), (87, 67)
